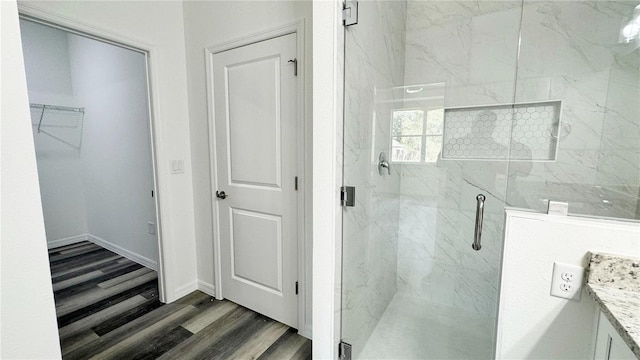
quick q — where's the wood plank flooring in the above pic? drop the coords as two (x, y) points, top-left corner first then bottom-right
(48, 241), (312, 359)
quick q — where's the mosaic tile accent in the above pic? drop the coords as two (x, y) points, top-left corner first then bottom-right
(442, 101), (561, 161)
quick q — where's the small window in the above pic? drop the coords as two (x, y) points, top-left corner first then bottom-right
(391, 109), (443, 163)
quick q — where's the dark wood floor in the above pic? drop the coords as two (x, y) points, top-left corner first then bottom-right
(48, 241), (311, 359)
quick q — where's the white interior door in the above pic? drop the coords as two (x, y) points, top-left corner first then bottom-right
(212, 33), (298, 328)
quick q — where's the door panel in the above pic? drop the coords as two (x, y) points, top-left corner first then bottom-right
(212, 33), (298, 328)
(226, 57), (281, 187)
(230, 208), (282, 293)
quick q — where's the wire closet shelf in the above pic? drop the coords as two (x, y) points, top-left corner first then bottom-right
(30, 103), (85, 149)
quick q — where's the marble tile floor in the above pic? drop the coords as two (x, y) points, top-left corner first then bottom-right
(358, 292), (494, 359)
(48, 241), (311, 359)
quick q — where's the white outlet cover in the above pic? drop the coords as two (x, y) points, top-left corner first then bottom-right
(147, 222), (156, 235)
(550, 262), (584, 301)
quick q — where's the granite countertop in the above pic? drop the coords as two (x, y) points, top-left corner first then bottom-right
(585, 252), (640, 359)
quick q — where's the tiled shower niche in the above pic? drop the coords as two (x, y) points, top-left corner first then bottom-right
(441, 101), (562, 161)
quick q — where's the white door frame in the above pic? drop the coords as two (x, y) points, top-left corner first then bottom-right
(312, 1), (344, 357)
(206, 19), (307, 331)
(16, 4), (169, 303)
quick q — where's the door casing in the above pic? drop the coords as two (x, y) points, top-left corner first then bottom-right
(205, 20), (308, 332)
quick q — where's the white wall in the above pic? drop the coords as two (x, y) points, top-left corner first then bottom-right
(19, 19), (74, 104)
(0, 0), (62, 357)
(497, 210), (640, 359)
(181, 0), (313, 335)
(20, 20), (89, 244)
(18, 0), (197, 302)
(68, 34), (158, 268)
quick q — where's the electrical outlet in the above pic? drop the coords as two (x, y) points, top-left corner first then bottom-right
(560, 283), (572, 292)
(550, 262), (584, 301)
(561, 272), (575, 282)
(148, 222), (156, 235)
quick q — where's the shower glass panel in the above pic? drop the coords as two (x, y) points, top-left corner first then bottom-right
(507, 1), (640, 220)
(341, 1), (524, 358)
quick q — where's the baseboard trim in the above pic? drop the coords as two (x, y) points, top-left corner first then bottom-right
(87, 234), (157, 271)
(299, 323), (312, 339)
(197, 280), (216, 297)
(48, 234), (89, 249)
(174, 280), (198, 300)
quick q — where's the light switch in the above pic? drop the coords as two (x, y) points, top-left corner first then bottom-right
(170, 160), (184, 174)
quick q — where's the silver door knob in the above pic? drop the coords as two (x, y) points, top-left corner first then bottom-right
(216, 190), (227, 199)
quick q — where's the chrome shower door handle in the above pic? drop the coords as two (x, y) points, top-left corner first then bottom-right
(472, 194), (486, 251)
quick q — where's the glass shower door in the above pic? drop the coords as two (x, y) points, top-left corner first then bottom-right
(341, 1), (524, 358)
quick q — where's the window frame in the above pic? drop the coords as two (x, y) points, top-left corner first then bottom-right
(390, 107), (443, 163)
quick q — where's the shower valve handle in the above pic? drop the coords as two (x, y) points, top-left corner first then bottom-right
(378, 152), (391, 176)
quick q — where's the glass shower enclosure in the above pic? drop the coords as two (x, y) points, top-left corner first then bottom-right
(341, 0), (640, 358)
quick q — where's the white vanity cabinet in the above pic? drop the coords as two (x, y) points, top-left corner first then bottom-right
(593, 311), (637, 360)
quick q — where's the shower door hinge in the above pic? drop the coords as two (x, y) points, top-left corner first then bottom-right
(339, 341), (352, 360)
(340, 186), (355, 207)
(295, 281), (299, 295)
(295, 176), (299, 191)
(342, 1), (358, 26)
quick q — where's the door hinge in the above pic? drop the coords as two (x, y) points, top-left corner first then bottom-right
(295, 176), (299, 191)
(151, 190), (154, 198)
(340, 186), (355, 207)
(295, 281), (299, 295)
(339, 341), (352, 360)
(342, 1), (358, 26)
(288, 58), (298, 76)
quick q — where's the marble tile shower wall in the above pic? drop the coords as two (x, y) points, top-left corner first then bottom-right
(511, 1), (640, 220)
(342, 1), (407, 356)
(395, 0), (640, 320)
(397, 1), (522, 318)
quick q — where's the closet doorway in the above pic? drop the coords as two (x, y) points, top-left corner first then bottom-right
(19, 14), (166, 348)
